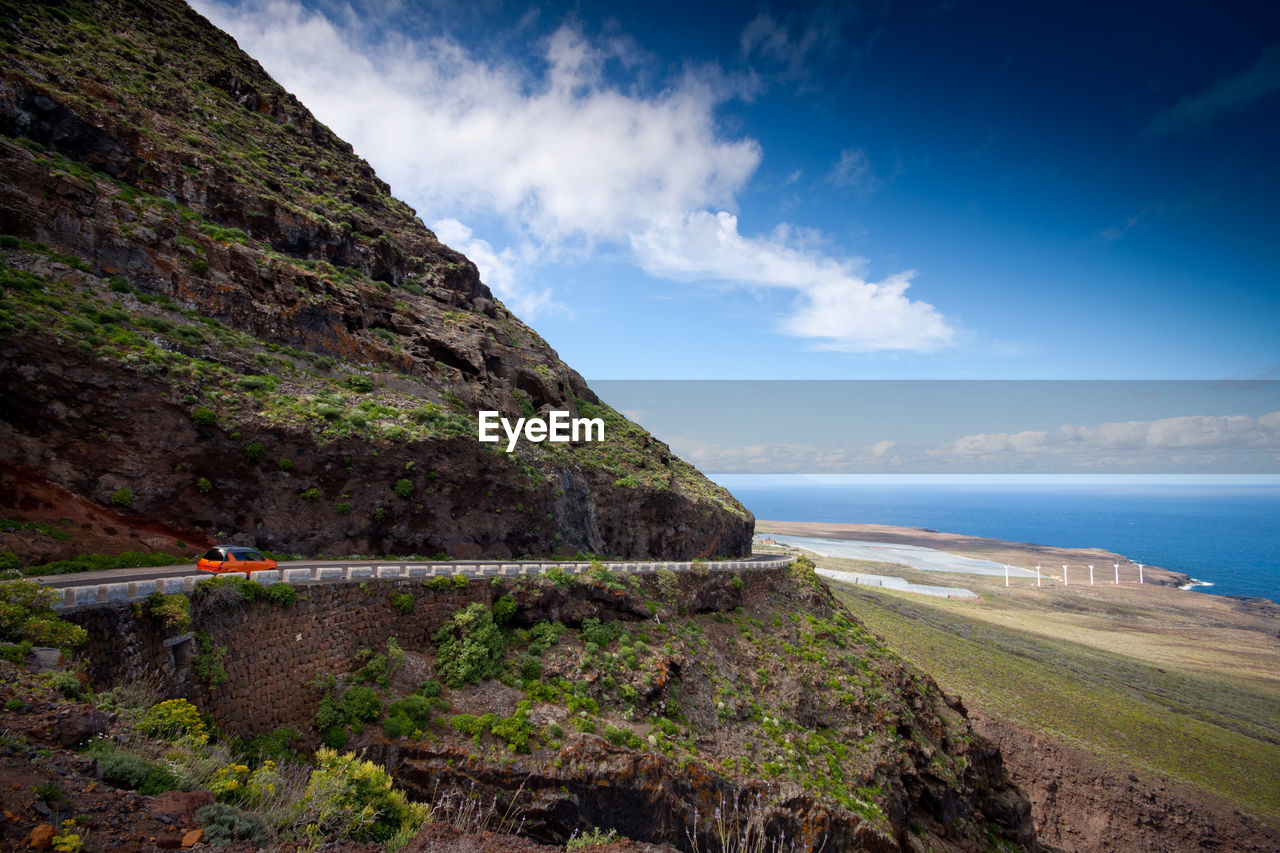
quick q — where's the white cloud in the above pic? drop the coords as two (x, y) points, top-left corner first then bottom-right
(632, 212), (954, 352)
(827, 147), (877, 193)
(667, 411), (1280, 473)
(430, 219), (555, 318)
(193, 0), (952, 353)
(931, 411), (1280, 463)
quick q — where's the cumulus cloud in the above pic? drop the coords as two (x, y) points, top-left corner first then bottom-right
(632, 212), (954, 352)
(193, 0), (951, 353)
(1148, 43), (1280, 135)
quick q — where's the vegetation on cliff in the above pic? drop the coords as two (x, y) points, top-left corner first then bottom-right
(828, 567), (1280, 842)
(0, 0), (749, 561)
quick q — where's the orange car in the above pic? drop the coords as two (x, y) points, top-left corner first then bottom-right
(197, 546), (278, 574)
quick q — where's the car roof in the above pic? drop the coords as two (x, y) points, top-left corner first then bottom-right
(216, 546), (263, 554)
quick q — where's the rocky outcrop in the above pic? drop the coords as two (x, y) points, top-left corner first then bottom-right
(973, 712), (1280, 853)
(0, 0), (751, 560)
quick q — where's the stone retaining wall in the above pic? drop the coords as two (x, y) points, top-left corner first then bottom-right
(67, 558), (793, 738)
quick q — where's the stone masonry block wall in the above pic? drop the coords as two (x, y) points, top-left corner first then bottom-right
(71, 566), (789, 738)
(189, 580), (496, 735)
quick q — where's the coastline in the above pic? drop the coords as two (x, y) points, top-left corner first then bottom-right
(775, 519), (1280, 849)
(755, 519), (1192, 587)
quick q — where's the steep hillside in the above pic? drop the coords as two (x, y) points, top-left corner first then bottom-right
(0, 0), (751, 561)
(49, 559), (1044, 852)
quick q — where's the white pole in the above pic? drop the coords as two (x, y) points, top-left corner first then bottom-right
(1114, 563), (1119, 584)
(1036, 565), (1041, 587)
(1138, 563), (1144, 584)
(1089, 564), (1094, 585)
(1005, 564), (1009, 586)
(1063, 564), (1069, 586)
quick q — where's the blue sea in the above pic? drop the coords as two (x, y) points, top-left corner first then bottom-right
(721, 482), (1280, 602)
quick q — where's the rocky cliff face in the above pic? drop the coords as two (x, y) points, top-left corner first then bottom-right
(0, 0), (751, 560)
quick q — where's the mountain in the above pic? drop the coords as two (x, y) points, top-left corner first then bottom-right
(0, 0), (751, 562)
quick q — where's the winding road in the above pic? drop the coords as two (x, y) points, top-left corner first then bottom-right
(35, 554), (794, 607)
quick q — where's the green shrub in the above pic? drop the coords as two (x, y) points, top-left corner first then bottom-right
(392, 478), (413, 498)
(196, 803), (266, 844)
(790, 555), (820, 588)
(298, 748), (428, 843)
(424, 574), (467, 591)
(139, 699), (207, 743)
(277, 457), (293, 471)
(518, 655), (542, 682)
(339, 686), (381, 723)
(191, 406), (216, 426)
(194, 576), (294, 607)
(528, 620), (566, 655)
(0, 580), (87, 647)
(109, 488), (134, 508)
(299, 487), (322, 502)
(144, 593), (191, 633)
(237, 374), (278, 392)
(581, 617), (622, 649)
(244, 441), (265, 462)
(491, 594), (516, 626)
(568, 827), (620, 849)
(334, 500), (351, 515)
(546, 566), (572, 586)
(417, 679), (442, 698)
(603, 724), (642, 749)
(383, 694), (432, 738)
(46, 670), (82, 699)
(434, 602), (505, 687)
(389, 592), (414, 614)
(21, 551), (176, 577)
(192, 629), (228, 685)
(264, 583), (296, 607)
(88, 742), (190, 795)
(490, 701), (533, 752)
(196, 477), (212, 494)
(0, 640), (31, 663)
(240, 726), (302, 764)
(344, 375), (374, 393)
(656, 569), (680, 600)
(189, 258), (210, 275)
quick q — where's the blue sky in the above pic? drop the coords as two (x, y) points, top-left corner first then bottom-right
(194, 0), (1280, 383)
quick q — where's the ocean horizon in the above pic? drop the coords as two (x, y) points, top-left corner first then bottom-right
(714, 479), (1280, 603)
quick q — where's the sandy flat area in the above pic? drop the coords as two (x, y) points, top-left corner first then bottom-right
(756, 520), (1186, 585)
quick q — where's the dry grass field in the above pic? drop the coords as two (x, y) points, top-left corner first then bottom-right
(757, 521), (1280, 830)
